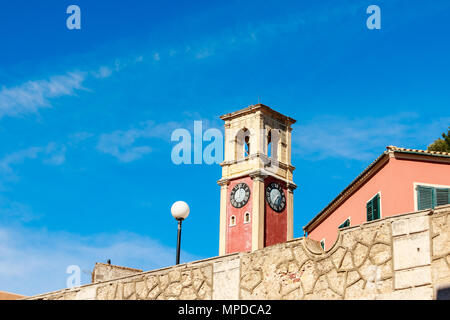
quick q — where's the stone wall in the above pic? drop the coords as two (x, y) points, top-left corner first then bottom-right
(27, 205), (450, 300)
(28, 257), (216, 300)
(92, 262), (142, 283)
(431, 205), (450, 296)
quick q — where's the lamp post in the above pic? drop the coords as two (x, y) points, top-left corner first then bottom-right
(171, 201), (190, 265)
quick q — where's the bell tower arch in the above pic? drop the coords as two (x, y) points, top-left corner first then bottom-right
(218, 104), (296, 255)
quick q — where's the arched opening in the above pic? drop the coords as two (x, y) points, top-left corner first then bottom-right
(244, 212), (251, 224)
(229, 215), (236, 226)
(235, 128), (250, 160)
(267, 130), (272, 158)
(244, 134), (250, 157)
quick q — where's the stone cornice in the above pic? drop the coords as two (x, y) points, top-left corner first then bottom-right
(287, 182), (297, 191)
(220, 153), (295, 172)
(220, 104), (296, 125)
(249, 171), (267, 182)
(217, 178), (230, 186)
(218, 169), (297, 189)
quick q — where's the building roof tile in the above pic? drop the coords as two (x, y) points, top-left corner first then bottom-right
(386, 145), (450, 157)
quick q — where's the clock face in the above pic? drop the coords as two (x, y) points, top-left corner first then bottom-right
(265, 182), (286, 212)
(230, 183), (251, 208)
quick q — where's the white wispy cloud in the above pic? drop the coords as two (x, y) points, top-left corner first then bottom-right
(0, 55), (144, 120)
(0, 5), (362, 121)
(91, 66), (113, 79)
(293, 113), (450, 161)
(0, 224), (200, 296)
(97, 116), (223, 163)
(148, 2), (364, 63)
(0, 143), (67, 181)
(97, 120), (192, 163)
(97, 124), (155, 163)
(68, 131), (95, 145)
(91, 55), (143, 78)
(0, 72), (86, 119)
(0, 196), (40, 223)
(42, 143), (67, 165)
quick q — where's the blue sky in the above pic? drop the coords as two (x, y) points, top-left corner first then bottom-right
(0, 0), (449, 295)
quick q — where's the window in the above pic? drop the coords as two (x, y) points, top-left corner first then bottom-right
(229, 215), (236, 226)
(338, 218), (350, 229)
(235, 128), (250, 160)
(244, 135), (250, 157)
(417, 185), (450, 210)
(244, 212), (251, 224)
(267, 130), (272, 157)
(320, 239), (325, 249)
(367, 193), (381, 222)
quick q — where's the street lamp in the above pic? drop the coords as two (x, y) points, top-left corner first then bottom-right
(171, 201), (190, 265)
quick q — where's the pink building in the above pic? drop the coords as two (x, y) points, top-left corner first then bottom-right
(304, 146), (450, 250)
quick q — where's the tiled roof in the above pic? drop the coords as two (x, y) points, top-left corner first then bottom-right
(386, 145), (450, 157)
(303, 146), (450, 232)
(0, 290), (25, 300)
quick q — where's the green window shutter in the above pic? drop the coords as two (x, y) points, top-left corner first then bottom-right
(367, 199), (373, 221)
(436, 188), (450, 207)
(338, 219), (350, 229)
(373, 194), (380, 220)
(417, 186), (434, 210)
(367, 194), (380, 221)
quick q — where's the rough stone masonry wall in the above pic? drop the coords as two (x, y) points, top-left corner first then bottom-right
(240, 217), (394, 299)
(238, 205), (450, 300)
(28, 258), (217, 300)
(27, 205), (450, 300)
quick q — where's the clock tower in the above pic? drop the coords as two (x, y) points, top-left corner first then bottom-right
(217, 104), (296, 255)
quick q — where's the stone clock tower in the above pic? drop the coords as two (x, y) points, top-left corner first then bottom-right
(217, 104), (296, 255)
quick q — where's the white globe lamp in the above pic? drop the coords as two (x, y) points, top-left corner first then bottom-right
(171, 201), (190, 265)
(171, 201), (190, 221)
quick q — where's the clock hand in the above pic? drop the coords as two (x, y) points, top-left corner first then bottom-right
(274, 194), (281, 204)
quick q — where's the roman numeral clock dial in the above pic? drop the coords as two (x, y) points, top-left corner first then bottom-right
(266, 182), (286, 212)
(230, 183), (250, 208)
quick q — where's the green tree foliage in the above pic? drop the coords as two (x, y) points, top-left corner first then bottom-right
(427, 127), (450, 152)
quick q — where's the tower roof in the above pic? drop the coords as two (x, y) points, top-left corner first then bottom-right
(220, 103), (296, 124)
